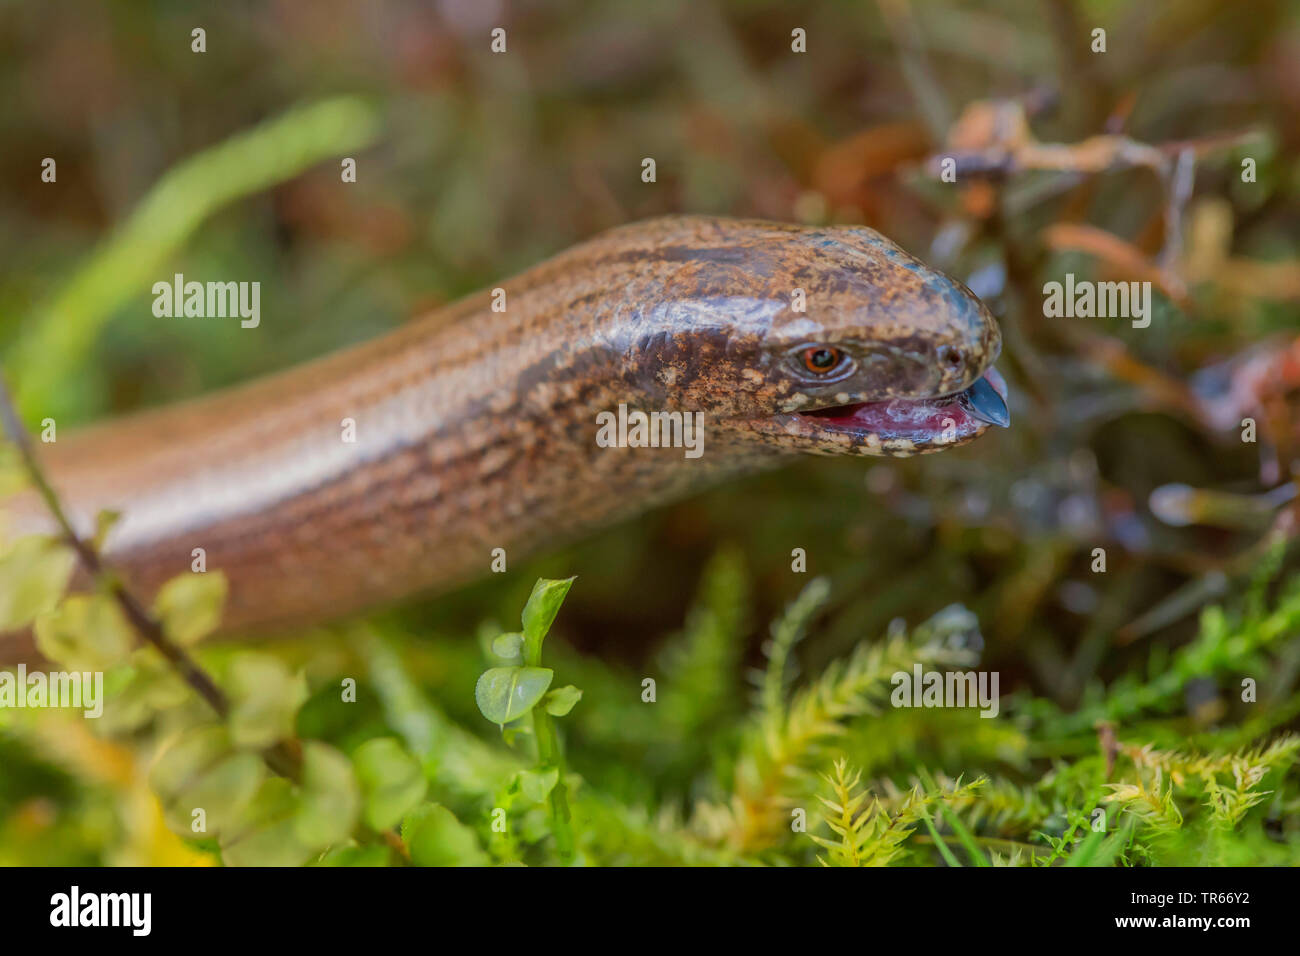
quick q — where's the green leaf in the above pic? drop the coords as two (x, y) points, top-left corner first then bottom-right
(220, 777), (315, 867)
(216, 746), (360, 866)
(150, 727), (274, 841)
(474, 666), (553, 727)
(520, 576), (575, 664)
(161, 751), (266, 837)
(150, 726), (236, 805)
(1064, 828), (1108, 867)
(917, 803), (962, 868)
(543, 684), (582, 717)
(516, 767), (560, 803)
(13, 96), (383, 421)
(33, 593), (135, 670)
(491, 632), (524, 663)
(294, 742), (360, 848)
(401, 803), (489, 866)
(919, 769), (990, 866)
(1065, 818), (1134, 867)
(99, 652), (192, 734)
(935, 800), (991, 867)
(0, 535), (76, 630)
(227, 653), (308, 748)
(153, 571), (228, 646)
(316, 844), (393, 867)
(352, 737), (428, 831)
(92, 509), (121, 552)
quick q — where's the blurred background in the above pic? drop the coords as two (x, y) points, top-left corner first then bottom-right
(1, 0), (1298, 865)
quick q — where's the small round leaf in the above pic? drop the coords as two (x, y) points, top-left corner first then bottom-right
(543, 685), (583, 717)
(474, 666), (553, 726)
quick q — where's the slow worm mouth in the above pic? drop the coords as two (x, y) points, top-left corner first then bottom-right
(792, 367), (1010, 446)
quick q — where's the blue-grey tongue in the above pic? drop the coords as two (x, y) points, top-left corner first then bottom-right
(959, 375), (1010, 428)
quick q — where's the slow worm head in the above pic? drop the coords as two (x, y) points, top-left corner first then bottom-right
(1, 215), (1007, 652)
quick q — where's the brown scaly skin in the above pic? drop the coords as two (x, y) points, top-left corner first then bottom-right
(1, 216), (1003, 659)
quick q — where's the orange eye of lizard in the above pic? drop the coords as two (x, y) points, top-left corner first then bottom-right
(802, 346), (843, 374)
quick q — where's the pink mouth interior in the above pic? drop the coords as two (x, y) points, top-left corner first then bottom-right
(800, 369), (1007, 442)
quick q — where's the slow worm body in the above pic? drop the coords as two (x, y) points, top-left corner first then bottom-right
(3, 216), (1006, 654)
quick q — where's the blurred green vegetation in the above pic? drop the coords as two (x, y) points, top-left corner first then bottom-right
(1, 0), (1299, 865)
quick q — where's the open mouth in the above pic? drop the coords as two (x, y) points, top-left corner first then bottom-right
(789, 368), (1010, 451)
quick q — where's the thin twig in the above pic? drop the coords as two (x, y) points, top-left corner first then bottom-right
(0, 374), (230, 717)
(0, 371), (304, 780)
(0, 378), (416, 860)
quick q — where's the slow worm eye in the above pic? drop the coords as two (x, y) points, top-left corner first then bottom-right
(802, 346), (844, 375)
